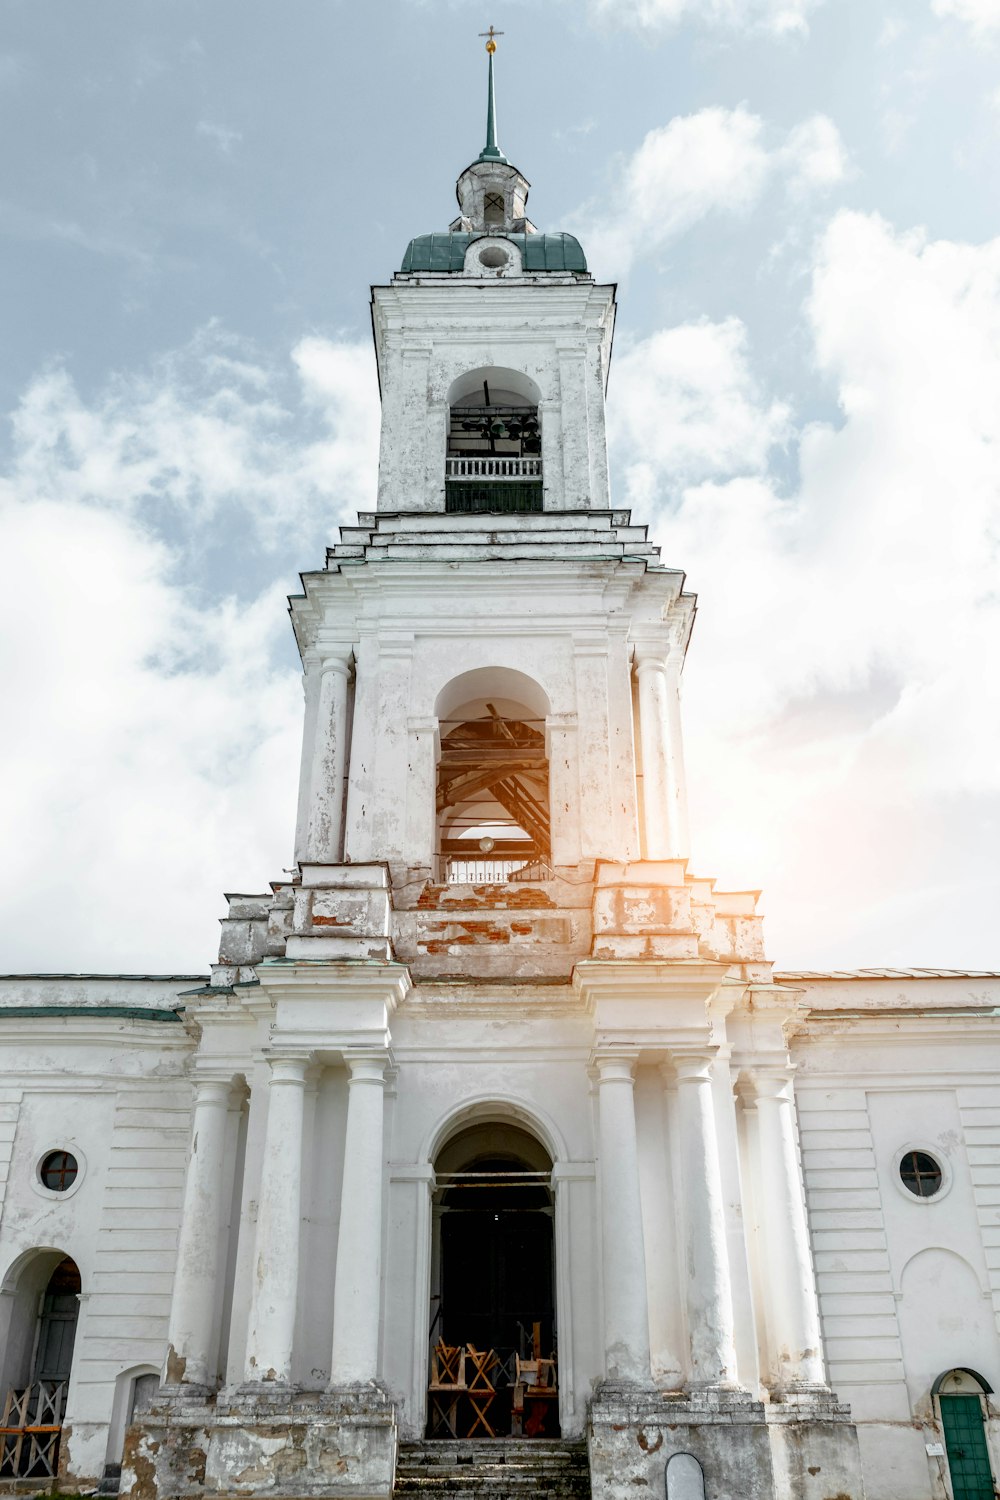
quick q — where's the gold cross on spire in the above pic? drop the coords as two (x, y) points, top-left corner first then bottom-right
(479, 24), (503, 54)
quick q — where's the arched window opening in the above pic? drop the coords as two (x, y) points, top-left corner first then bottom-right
(445, 376), (542, 515)
(483, 192), (506, 228)
(933, 1369), (996, 1500)
(428, 1121), (557, 1440)
(437, 701), (550, 883)
(0, 1254), (80, 1480)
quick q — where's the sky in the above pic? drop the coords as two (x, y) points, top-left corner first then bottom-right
(1, 0), (999, 975)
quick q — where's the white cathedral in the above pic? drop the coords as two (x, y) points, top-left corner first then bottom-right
(1, 44), (998, 1500)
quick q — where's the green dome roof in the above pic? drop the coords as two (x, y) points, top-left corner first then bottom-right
(401, 231), (587, 275)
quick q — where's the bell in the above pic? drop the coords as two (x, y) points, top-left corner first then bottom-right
(489, 418), (508, 439)
(479, 836), (496, 853)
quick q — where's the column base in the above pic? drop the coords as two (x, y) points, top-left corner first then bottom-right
(120, 1384), (399, 1500)
(588, 1384), (774, 1500)
(766, 1388), (865, 1500)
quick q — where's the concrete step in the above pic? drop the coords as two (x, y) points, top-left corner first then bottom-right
(394, 1440), (591, 1499)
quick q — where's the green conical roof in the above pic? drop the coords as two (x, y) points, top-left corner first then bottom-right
(478, 46), (507, 163)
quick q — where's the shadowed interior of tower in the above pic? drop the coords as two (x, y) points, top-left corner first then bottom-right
(436, 701), (551, 883)
(429, 1122), (558, 1440)
(446, 379), (542, 513)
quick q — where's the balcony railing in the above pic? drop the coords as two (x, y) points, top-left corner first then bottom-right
(446, 457), (542, 480)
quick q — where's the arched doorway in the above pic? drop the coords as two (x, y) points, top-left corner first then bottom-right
(0, 1253), (81, 1479)
(933, 1368), (996, 1500)
(429, 1121), (558, 1439)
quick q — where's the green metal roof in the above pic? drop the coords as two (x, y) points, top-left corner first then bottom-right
(401, 232), (587, 275)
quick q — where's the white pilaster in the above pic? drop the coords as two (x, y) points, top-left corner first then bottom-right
(165, 1077), (231, 1387)
(595, 1052), (652, 1384)
(293, 654), (321, 864)
(748, 1066), (826, 1391)
(303, 648), (352, 863)
(546, 712), (581, 866)
(634, 645), (689, 860)
(244, 1054), (309, 1384)
(671, 1052), (739, 1387)
(330, 1052), (389, 1386)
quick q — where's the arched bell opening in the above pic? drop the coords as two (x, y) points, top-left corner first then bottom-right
(428, 1121), (558, 1440)
(436, 698), (550, 884)
(445, 366), (542, 514)
(0, 1251), (81, 1479)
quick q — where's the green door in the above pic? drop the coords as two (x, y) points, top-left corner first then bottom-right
(940, 1393), (995, 1500)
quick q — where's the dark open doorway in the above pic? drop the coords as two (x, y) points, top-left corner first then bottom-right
(429, 1122), (558, 1439)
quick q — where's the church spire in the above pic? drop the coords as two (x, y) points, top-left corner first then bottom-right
(477, 26), (508, 163)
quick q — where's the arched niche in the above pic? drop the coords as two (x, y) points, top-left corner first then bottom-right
(104, 1363), (160, 1480)
(897, 1248), (1000, 1413)
(434, 669), (552, 881)
(666, 1452), (706, 1500)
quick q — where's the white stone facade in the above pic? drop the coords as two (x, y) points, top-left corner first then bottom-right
(1, 131), (998, 1500)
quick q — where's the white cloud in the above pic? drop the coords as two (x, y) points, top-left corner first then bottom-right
(0, 331), (380, 971)
(612, 211), (1000, 966)
(197, 119), (243, 155)
(9, 326), (379, 554)
(607, 318), (791, 506)
(577, 108), (848, 274)
(932, 0), (1000, 39)
(781, 114), (852, 193)
(589, 0), (820, 37)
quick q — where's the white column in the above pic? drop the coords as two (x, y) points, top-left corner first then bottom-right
(634, 645), (689, 860)
(330, 1053), (388, 1386)
(671, 1052), (739, 1387)
(165, 1077), (231, 1387)
(303, 648), (351, 863)
(244, 1055), (308, 1384)
(750, 1067), (826, 1390)
(595, 1053), (652, 1384)
(293, 654), (321, 863)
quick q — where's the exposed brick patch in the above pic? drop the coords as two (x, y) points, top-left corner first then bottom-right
(417, 882), (554, 911)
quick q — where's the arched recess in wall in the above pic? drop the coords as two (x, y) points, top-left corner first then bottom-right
(445, 367), (543, 515)
(434, 669), (552, 881)
(0, 1248), (82, 1478)
(104, 1363), (159, 1482)
(897, 1247), (1000, 1414)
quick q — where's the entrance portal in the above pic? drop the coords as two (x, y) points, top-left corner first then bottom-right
(0, 1254), (81, 1480)
(429, 1121), (558, 1439)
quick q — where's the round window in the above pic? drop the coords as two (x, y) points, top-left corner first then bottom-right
(899, 1149), (943, 1198)
(478, 245), (510, 269)
(39, 1150), (79, 1193)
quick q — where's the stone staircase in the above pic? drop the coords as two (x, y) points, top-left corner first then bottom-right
(393, 1439), (591, 1499)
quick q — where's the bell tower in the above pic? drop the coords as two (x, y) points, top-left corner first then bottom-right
(133, 36), (865, 1500)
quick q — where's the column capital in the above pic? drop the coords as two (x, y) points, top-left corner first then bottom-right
(743, 1063), (796, 1103)
(632, 642), (668, 673)
(344, 1050), (389, 1085)
(318, 650), (352, 677)
(592, 1051), (639, 1084)
(264, 1053), (311, 1086)
(190, 1076), (234, 1107)
(670, 1048), (718, 1085)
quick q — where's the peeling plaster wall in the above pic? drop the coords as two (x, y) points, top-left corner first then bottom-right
(0, 979), (194, 1482)
(371, 280), (616, 515)
(791, 975), (1000, 1500)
